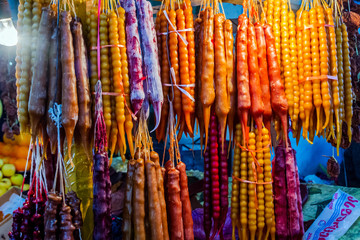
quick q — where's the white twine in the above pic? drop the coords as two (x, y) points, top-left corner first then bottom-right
(158, 28), (195, 36)
(20, 137), (33, 198)
(163, 83), (196, 87)
(49, 102), (68, 201)
(163, 11), (188, 46)
(93, 80), (103, 153)
(29, 142), (35, 192)
(168, 67), (195, 102)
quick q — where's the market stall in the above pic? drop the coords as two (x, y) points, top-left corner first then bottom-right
(0, 0), (359, 239)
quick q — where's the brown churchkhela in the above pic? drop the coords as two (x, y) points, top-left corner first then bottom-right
(145, 159), (164, 240)
(44, 193), (62, 240)
(122, 160), (136, 240)
(66, 191), (83, 240)
(194, 11), (205, 150)
(71, 18), (91, 153)
(60, 11), (78, 158)
(59, 205), (75, 240)
(46, 17), (62, 154)
(151, 151), (169, 240)
(28, 7), (54, 138)
(133, 158), (146, 240)
(166, 167), (184, 240)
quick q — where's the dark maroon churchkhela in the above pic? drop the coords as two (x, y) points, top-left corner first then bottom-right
(93, 82), (112, 240)
(59, 205), (75, 240)
(44, 192), (62, 240)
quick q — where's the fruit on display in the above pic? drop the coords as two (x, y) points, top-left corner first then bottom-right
(2, 164), (16, 177)
(0, 145), (12, 157)
(15, 134), (31, 146)
(0, 178), (12, 189)
(15, 146), (28, 159)
(0, 161), (22, 194)
(10, 174), (24, 186)
(0, 158), (9, 164)
(0, 133), (31, 172)
(14, 159), (30, 172)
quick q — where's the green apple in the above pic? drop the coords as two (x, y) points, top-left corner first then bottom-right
(23, 184), (30, 191)
(0, 171), (3, 181)
(0, 159), (4, 169)
(10, 174), (23, 186)
(0, 187), (6, 197)
(0, 178), (11, 189)
(2, 164), (15, 177)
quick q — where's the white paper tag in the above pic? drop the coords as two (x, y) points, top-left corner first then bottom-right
(304, 189), (360, 240)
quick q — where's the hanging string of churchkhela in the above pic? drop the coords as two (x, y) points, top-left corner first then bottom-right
(136, 0), (164, 131)
(11, 0), (86, 239)
(120, 0), (145, 116)
(72, 16), (92, 155)
(9, 140), (48, 240)
(66, 191), (83, 240)
(27, 7), (54, 144)
(155, 0), (197, 142)
(16, 0), (52, 134)
(9, 5), (53, 240)
(161, 94), (194, 240)
(46, 7), (62, 155)
(121, 106), (168, 239)
(93, 81), (112, 240)
(60, 10), (78, 161)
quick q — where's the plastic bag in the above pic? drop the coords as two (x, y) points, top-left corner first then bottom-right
(304, 189), (360, 240)
(0, 193), (25, 216)
(64, 142), (94, 240)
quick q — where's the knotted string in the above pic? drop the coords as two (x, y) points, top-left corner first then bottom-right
(165, 67), (195, 102)
(163, 11), (188, 45)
